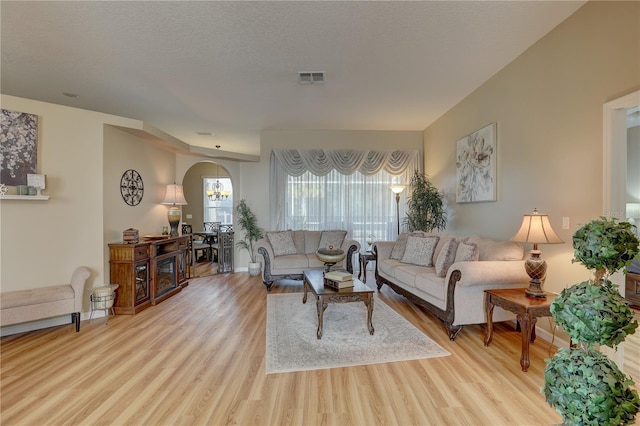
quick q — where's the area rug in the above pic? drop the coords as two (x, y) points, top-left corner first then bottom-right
(266, 293), (450, 373)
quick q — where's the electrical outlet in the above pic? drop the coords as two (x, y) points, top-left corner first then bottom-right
(186, 214), (193, 219)
(562, 217), (570, 230)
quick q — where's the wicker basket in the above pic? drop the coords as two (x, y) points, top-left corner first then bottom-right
(90, 284), (119, 322)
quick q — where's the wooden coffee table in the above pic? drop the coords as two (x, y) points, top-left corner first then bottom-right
(302, 269), (375, 339)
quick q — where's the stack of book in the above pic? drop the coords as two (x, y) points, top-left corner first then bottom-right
(122, 228), (139, 244)
(323, 270), (354, 290)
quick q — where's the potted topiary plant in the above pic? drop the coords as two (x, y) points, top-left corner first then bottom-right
(235, 199), (264, 276)
(403, 170), (447, 232)
(542, 216), (640, 425)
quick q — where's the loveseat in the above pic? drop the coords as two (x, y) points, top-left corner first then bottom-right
(374, 233), (530, 340)
(0, 266), (91, 333)
(254, 230), (360, 290)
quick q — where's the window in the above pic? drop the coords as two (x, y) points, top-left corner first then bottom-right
(271, 149), (420, 248)
(283, 169), (406, 246)
(203, 177), (233, 224)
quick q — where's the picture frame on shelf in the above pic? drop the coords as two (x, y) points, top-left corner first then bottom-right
(1, 109), (39, 187)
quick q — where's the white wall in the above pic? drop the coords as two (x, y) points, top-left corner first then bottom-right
(423, 1), (639, 334)
(102, 125), (178, 275)
(628, 125), (640, 203)
(0, 96), (142, 311)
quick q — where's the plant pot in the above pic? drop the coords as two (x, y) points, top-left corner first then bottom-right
(248, 262), (261, 276)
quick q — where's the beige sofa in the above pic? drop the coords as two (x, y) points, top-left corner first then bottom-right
(254, 230), (360, 290)
(0, 266), (90, 332)
(374, 233), (530, 340)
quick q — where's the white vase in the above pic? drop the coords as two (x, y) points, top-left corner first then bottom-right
(248, 262), (261, 276)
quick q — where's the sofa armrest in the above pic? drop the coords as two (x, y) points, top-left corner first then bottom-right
(253, 238), (274, 263)
(341, 239), (361, 254)
(70, 266), (91, 312)
(372, 241), (394, 261)
(341, 239), (361, 274)
(254, 238), (278, 285)
(446, 260), (530, 288)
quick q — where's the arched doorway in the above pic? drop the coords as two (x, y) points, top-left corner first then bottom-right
(181, 161), (235, 277)
(182, 161), (234, 231)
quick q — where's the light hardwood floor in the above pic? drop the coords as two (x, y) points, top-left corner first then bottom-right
(2, 269), (634, 426)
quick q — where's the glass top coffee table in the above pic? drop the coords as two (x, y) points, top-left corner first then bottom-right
(302, 269), (374, 339)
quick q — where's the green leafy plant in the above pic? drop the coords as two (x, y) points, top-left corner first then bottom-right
(543, 348), (639, 426)
(573, 217), (639, 282)
(551, 280), (638, 349)
(235, 199), (263, 263)
(543, 216), (640, 425)
(403, 171), (447, 232)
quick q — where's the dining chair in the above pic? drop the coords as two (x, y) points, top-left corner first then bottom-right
(203, 221), (221, 235)
(182, 223), (210, 267)
(219, 224), (233, 233)
(203, 222), (221, 262)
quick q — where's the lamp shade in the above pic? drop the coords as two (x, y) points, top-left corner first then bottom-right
(390, 185), (406, 194)
(161, 184), (187, 206)
(511, 208), (563, 247)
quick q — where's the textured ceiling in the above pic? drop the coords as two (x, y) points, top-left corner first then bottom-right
(1, 1), (585, 157)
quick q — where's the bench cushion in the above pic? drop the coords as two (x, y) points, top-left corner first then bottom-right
(0, 285), (74, 309)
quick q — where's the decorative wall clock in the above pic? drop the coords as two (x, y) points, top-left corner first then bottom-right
(120, 169), (144, 206)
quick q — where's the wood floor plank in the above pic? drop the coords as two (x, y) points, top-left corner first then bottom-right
(3, 269), (636, 425)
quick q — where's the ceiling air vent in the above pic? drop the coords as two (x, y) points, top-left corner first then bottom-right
(298, 71), (325, 85)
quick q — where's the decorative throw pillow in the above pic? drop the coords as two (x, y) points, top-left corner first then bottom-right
(390, 233), (410, 260)
(318, 230), (347, 250)
(266, 231), (298, 256)
(435, 238), (459, 277)
(454, 241), (479, 263)
(400, 235), (440, 266)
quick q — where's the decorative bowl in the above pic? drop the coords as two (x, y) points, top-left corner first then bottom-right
(316, 245), (346, 271)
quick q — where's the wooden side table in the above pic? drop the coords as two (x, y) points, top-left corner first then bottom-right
(484, 288), (556, 372)
(358, 251), (376, 283)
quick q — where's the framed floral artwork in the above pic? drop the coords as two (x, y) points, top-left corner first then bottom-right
(456, 122), (497, 203)
(1, 109), (38, 186)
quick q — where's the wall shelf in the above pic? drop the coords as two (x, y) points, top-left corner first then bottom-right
(0, 195), (50, 201)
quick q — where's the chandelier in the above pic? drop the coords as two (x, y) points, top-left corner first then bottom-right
(206, 163), (230, 201)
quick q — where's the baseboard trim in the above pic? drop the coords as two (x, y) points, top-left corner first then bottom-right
(534, 324), (570, 349)
(0, 311), (103, 337)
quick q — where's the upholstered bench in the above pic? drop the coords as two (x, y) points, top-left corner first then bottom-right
(0, 266), (90, 332)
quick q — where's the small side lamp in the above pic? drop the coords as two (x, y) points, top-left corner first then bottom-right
(161, 183), (188, 237)
(390, 185), (406, 235)
(511, 208), (564, 298)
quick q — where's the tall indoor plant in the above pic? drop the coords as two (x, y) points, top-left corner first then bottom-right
(542, 216), (639, 425)
(235, 199), (264, 276)
(403, 170), (447, 232)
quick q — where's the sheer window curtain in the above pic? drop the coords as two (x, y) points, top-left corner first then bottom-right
(269, 149), (421, 247)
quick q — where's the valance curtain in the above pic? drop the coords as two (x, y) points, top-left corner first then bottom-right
(269, 149), (421, 233)
(271, 149), (418, 177)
